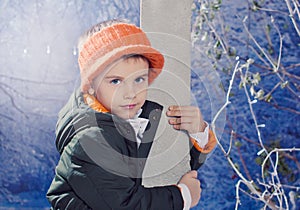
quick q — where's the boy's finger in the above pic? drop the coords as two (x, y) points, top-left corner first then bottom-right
(168, 118), (181, 125)
(166, 110), (195, 117)
(172, 124), (181, 130)
(168, 105), (197, 111)
(188, 170), (198, 178)
(168, 117), (194, 124)
(172, 123), (192, 131)
(166, 109), (181, 117)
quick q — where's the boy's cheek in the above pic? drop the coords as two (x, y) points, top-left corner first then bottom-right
(138, 86), (148, 94)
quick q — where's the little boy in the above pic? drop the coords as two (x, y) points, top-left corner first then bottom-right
(47, 19), (216, 210)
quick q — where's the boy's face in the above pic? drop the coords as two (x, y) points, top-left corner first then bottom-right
(93, 57), (149, 119)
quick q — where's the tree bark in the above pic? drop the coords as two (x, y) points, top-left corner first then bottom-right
(140, 0), (193, 187)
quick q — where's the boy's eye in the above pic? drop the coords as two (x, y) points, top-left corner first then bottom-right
(135, 77), (145, 84)
(110, 79), (121, 85)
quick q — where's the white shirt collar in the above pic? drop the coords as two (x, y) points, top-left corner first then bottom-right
(126, 109), (149, 147)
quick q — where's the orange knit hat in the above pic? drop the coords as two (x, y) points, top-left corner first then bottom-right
(78, 22), (165, 93)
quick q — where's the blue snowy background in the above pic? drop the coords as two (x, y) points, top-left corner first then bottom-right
(0, 0), (299, 209)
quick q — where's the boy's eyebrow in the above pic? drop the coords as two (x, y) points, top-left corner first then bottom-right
(104, 73), (149, 79)
(104, 75), (124, 79)
(139, 73), (149, 77)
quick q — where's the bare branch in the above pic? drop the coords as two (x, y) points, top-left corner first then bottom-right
(285, 0), (300, 37)
(0, 86), (29, 118)
(0, 74), (76, 86)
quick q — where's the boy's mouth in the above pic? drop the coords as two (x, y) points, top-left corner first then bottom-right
(121, 104), (137, 109)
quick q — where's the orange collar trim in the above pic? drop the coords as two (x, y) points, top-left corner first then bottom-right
(83, 93), (109, 113)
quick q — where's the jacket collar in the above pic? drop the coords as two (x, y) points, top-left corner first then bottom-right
(83, 93), (109, 113)
(56, 89), (163, 160)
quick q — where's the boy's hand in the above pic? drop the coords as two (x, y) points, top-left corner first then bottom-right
(179, 170), (201, 207)
(166, 105), (207, 134)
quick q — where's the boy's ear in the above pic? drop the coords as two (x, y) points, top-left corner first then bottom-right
(88, 88), (95, 95)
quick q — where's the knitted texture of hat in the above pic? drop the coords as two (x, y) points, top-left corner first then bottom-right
(78, 23), (165, 93)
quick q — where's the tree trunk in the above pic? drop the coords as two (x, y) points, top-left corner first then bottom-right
(140, 0), (193, 187)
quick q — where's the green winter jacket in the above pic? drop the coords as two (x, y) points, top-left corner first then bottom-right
(46, 89), (208, 210)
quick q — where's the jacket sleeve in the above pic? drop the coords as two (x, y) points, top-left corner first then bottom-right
(189, 129), (217, 170)
(47, 127), (183, 210)
(47, 169), (92, 210)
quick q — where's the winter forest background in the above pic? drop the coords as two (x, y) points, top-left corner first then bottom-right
(0, 0), (299, 209)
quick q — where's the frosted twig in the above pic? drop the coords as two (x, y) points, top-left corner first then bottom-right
(261, 148), (300, 208)
(239, 61), (267, 155)
(293, 0), (300, 20)
(212, 59), (282, 210)
(262, 148), (300, 177)
(226, 129), (235, 156)
(203, 13), (228, 54)
(285, 0), (300, 37)
(211, 60), (239, 154)
(272, 17), (299, 99)
(192, 2), (300, 209)
(211, 60), (252, 181)
(235, 180), (244, 210)
(239, 63), (291, 208)
(243, 16), (276, 71)
(244, 15), (300, 99)
(262, 82), (281, 101)
(273, 19), (283, 73)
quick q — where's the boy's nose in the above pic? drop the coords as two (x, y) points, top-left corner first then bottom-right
(123, 84), (136, 99)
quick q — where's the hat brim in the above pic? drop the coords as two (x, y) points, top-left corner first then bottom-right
(81, 44), (164, 93)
